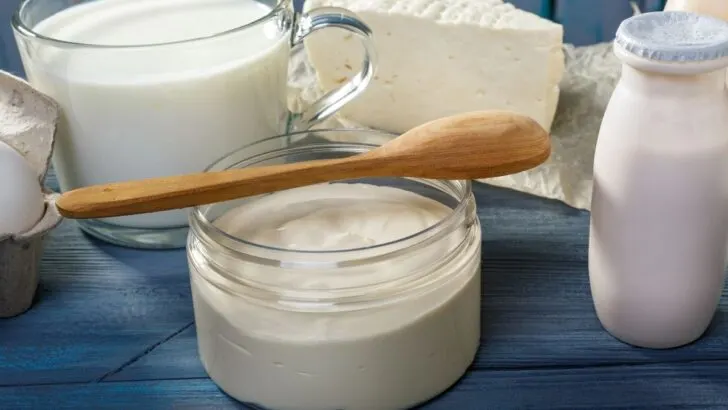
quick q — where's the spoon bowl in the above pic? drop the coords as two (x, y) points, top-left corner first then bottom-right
(358, 110), (551, 178)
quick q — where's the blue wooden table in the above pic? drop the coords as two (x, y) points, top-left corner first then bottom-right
(4, 171), (728, 409)
(6, 0), (728, 408)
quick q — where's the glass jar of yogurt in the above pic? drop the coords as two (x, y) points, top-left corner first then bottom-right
(187, 129), (482, 410)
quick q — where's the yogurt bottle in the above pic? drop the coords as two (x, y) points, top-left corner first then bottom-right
(664, 0), (728, 19)
(665, 2), (728, 267)
(589, 11), (728, 349)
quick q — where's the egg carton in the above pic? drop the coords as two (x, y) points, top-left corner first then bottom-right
(0, 71), (62, 318)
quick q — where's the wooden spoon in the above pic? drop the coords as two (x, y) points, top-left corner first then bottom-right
(56, 110), (551, 219)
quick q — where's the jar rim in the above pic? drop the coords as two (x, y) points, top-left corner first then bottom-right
(12, 0), (289, 49)
(190, 129), (473, 261)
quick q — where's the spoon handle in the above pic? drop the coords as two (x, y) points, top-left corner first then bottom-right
(55, 157), (373, 219)
(55, 111), (551, 220)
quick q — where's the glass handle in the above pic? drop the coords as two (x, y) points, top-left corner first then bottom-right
(290, 7), (377, 130)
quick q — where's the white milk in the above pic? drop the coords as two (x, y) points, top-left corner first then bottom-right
(19, 0), (290, 228)
(590, 12), (728, 349)
(188, 183), (482, 409)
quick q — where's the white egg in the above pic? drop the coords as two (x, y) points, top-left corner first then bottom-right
(0, 141), (45, 236)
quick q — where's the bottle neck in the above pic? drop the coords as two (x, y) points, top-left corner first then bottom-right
(620, 63), (726, 98)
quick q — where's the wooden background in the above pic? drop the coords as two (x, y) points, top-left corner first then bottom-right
(0, 0), (668, 76)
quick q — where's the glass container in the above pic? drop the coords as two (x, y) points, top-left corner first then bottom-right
(187, 129), (482, 409)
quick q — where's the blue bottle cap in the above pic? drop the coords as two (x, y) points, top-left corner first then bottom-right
(615, 11), (728, 62)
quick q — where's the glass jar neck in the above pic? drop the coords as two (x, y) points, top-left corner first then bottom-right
(619, 63), (727, 98)
(188, 185), (479, 312)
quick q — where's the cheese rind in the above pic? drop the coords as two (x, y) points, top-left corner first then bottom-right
(304, 0), (565, 132)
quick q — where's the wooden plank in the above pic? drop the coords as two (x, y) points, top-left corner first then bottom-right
(5, 361), (728, 409)
(105, 327), (205, 382)
(427, 362), (728, 409)
(507, 0), (552, 17)
(0, 166), (193, 386)
(555, 0), (636, 45)
(0, 218), (193, 386)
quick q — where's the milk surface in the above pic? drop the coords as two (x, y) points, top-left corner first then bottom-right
(20, 0), (290, 228)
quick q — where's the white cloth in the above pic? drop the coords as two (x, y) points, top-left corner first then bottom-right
(289, 42), (622, 211)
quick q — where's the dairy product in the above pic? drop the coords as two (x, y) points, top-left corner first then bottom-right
(188, 183), (481, 410)
(665, 0), (728, 19)
(664, 0), (728, 85)
(664, 2), (728, 262)
(304, 0), (565, 133)
(17, 0), (290, 229)
(590, 12), (728, 349)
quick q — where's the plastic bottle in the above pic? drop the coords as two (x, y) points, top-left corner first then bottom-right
(590, 11), (728, 349)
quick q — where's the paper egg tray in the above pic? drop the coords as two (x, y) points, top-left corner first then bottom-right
(0, 192), (62, 318)
(0, 71), (62, 318)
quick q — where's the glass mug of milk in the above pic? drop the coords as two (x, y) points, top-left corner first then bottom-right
(12, 0), (376, 249)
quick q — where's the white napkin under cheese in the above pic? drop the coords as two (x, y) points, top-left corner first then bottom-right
(290, 42), (620, 211)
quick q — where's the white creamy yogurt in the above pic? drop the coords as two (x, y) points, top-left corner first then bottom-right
(188, 183), (481, 410)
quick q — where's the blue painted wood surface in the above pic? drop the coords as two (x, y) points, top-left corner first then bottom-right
(2, 171), (728, 408)
(5, 363), (728, 409)
(554, 0), (633, 46)
(507, 0), (552, 17)
(6, 0), (728, 408)
(552, 1), (670, 45)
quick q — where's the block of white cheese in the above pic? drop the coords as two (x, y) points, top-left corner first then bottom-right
(304, 0), (565, 133)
